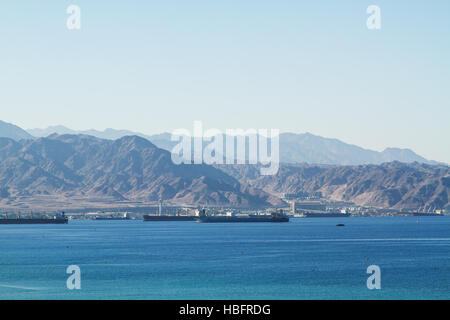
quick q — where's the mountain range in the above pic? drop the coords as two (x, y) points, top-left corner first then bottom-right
(0, 134), (447, 211)
(0, 120), (448, 210)
(0, 120), (34, 141)
(25, 125), (442, 166)
(216, 162), (449, 210)
(0, 134), (280, 210)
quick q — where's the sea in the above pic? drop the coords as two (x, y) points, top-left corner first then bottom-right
(0, 216), (449, 300)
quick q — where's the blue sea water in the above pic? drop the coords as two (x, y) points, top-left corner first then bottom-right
(0, 217), (449, 300)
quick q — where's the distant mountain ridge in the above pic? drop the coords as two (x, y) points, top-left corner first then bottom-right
(0, 120), (34, 141)
(278, 132), (440, 165)
(27, 126), (152, 141)
(0, 121), (442, 166)
(27, 125), (442, 166)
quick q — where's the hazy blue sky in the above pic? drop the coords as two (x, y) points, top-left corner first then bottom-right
(0, 1), (449, 163)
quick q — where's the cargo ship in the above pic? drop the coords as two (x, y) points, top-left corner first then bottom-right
(403, 211), (444, 217)
(0, 213), (68, 225)
(96, 213), (131, 220)
(295, 209), (351, 218)
(143, 198), (196, 222)
(411, 212), (443, 217)
(397, 208), (444, 217)
(195, 210), (289, 223)
(143, 215), (195, 222)
(302, 211), (351, 218)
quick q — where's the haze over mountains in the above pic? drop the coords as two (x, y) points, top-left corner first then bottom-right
(27, 126), (149, 142)
(26, 124), (441, 166)
(0, 133), (447, 210)
(0, 120), (34, 141)
(0, 120), (448, 210)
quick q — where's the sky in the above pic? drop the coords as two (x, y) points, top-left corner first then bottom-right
(0, 0), (449, 163)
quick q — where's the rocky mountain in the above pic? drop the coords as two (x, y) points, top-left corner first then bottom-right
(26, 126), (441, 166)
(0, 135), (280, 209)
(0, 120), (34, 141)
(0, 130), (447, 210)
(216, 162), (450, 210)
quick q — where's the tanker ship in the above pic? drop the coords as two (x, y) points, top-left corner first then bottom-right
(0, 212), (68, 225)
(143, 199), (195, 222)
(96, 212), (131, 220)
(195, 209), (289, 223)
(301, 210), (351, 218)
(143, 215), (195, 221)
